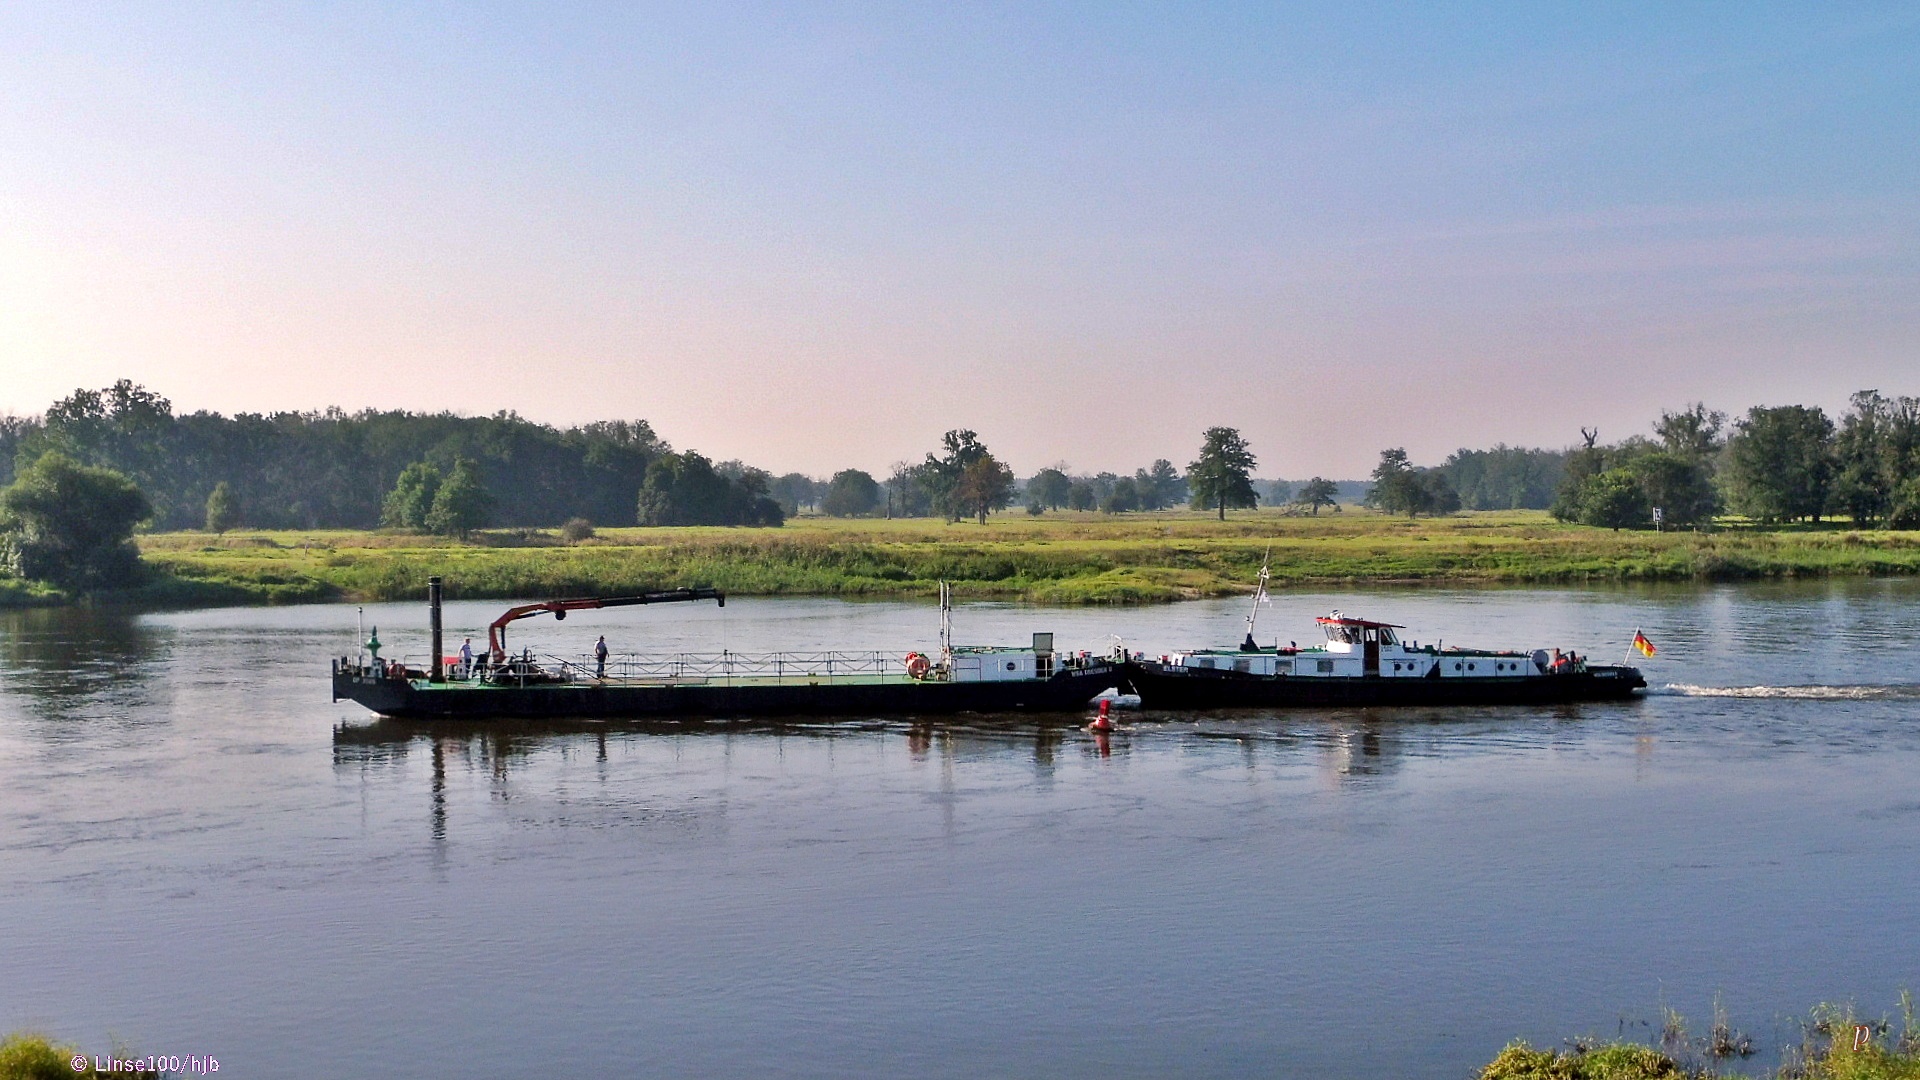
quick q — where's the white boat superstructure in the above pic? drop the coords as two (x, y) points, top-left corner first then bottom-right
(1161, 612), (1561, 681)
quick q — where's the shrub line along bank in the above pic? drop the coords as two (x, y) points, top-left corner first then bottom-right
(2, 511), (1902, 609)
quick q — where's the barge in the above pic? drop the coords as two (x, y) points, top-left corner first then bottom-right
(332, 579), (1125, 719)
(1121, 560), (1646, 709)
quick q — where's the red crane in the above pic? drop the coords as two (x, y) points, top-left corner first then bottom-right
(486, 588), (725, 657)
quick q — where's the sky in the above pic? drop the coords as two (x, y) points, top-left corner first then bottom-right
(1, 3), (1916, 479)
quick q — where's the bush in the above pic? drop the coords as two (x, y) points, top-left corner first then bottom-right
(424, 458), (493, 538)
(560, 517), (596, 543)
(0, 452), (150, 592)
(1478, 1040), (1688, 1079)
(204, 480), (240, 533)
(0, 1032), (160, 1078)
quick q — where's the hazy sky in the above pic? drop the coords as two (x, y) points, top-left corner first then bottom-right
(2, 4), (1916, 478)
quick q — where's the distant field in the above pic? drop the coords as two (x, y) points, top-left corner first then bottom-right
(108, 508), (1920, 607)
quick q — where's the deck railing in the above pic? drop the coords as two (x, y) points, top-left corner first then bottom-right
(408, 649), (914, 686)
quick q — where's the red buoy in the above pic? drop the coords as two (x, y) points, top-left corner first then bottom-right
(1088, 697), (1114, 731)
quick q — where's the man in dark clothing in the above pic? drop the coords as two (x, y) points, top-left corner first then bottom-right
(594, 635), (609, 679)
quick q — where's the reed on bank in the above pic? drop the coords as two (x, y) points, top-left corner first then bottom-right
(6, 508), (1919, 607)
(1477, 995), (1920, 1080)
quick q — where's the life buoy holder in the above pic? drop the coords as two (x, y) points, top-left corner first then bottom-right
(904, 652), (931, 679)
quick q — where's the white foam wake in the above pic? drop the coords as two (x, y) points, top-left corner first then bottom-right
(1658, 683), (1920, 701)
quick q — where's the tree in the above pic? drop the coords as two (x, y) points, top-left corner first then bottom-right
(1103, 477), (1141, 514)
(1027, 467), (1073, 511)
(425, 458), (493, 537)
(1186, 427), (1258, 520)
(1627, 452), (1716, 527)
(1439, 445), (1567, 510)
(1366, 449), (1420, 515)
(1135, 460), (1183, 511)
(0, 452), (150, 591)
(770, 473), (819, 516)
(1067, 481), (1096, 511)
(636, 452), (784, 527)
(1723, 405), (1835, 523)
(1831, 391), (1920, 526)
(955, 454), (1016, 524)
(204, 481), (240, 533)
(1550, 428), (1608, 522)
(820, 469), (880, 517)
(1265, 479), (1293, 506)
(1654, 403), (1727, 459)
(922, 429), (991, 522)
(1576, 469), (1652, 530)
(1367, 449), (1459, 518)
(381, 462), (442, 530)
(1293, 477), (1339, 516)
(1421, 471), (1462, 516)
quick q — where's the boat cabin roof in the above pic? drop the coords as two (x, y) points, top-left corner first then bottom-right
(1314, 616), (1404, 629)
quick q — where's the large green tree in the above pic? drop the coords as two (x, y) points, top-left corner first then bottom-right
(921, 429), (992, 523)
(1293, 477), (1339, 515)
(425, 458), (494, 537)
(1831, 391), (1920, 526)
(955, 454), (1016, 524)
(636, 452), (784, 527)
(1575, 469), (1653, 530)
(1134, 459), (1183, 510)
(204, 481), (240, 533)
(1366, 449), (1459, 518)
(1186, 427), (1258, 520)
(820, 469), (880, 517)
(1026, 467), (1072, 511)
(381, 462), (442, 530)
(1626, 452), (1716, 528)
(1723, 405), (1835, 523)
(0, 452), (150, 591)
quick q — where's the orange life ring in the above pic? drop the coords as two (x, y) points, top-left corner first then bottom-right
(904, 652), (931, 679)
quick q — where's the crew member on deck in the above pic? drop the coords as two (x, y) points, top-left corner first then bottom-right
(595, 635), (609, 679)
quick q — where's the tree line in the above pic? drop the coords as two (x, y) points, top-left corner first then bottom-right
(0, 381), (779, 534)
(1368, 391), (1920, 529)
(1548, 393), (1920, 529)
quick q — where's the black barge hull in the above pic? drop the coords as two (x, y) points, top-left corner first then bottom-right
(332, 664), (1128, 720)
(1124, 661), (1646, 709)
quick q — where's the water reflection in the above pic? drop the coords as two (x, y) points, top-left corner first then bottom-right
(0, 606), (167, 721)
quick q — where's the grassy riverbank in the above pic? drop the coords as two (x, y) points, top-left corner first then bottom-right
(7, 509), (1920, 608)
(1477, 997), (1920, 1079)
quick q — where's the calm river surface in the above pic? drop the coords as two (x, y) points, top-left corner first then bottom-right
(3, 583), (1918, 1078)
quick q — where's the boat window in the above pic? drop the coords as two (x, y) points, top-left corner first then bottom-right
(1233, 659), (1250, 673)
(1317, 659), (1334, 673)
(1275, 660), (1292, 674)
(1379, 628), (1398, 646)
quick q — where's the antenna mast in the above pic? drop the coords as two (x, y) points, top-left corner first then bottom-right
(939, 581), (953, 660)
(1242, 545), (1271, 650)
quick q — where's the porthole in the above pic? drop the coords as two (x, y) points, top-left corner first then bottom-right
(1454, 662), (1463, 671)
(1006, 661), (1017, 671)
(1467, 663), (1476, 671)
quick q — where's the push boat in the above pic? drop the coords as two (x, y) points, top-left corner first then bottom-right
(332, 579), (1126, 719)
(1121, 562), (1647, 709)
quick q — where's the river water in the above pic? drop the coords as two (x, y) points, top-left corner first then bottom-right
(3, 583), (1917, 1078)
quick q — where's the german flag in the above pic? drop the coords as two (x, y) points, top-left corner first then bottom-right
(1631, 630), (1656, 658)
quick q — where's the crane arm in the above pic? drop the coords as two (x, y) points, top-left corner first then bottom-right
(486, 588), (725, 655)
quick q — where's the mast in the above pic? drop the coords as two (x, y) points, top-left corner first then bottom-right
(1242, 545), (1271, 651)
(939, 581), (952, 661)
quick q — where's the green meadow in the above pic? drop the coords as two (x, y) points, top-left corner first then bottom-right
(104, 508), (1920, 608)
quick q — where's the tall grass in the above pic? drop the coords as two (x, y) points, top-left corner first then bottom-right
(90, 509), (1920, 607)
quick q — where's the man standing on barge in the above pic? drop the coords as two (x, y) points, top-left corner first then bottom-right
(595, 635), (609, 679)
